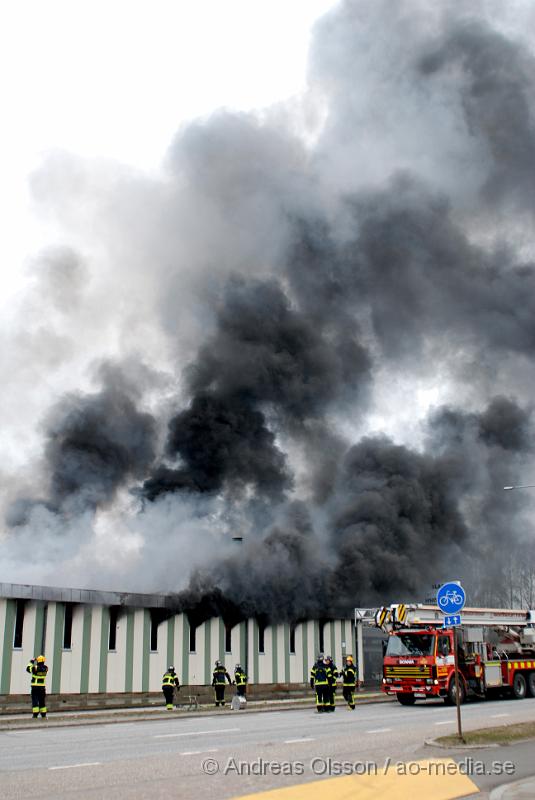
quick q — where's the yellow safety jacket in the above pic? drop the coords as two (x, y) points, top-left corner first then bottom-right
(310, 662), (332, 686)
(26, 661), (47, 687)
(162, 672), (179, 688)
(235, 670), (247, 687)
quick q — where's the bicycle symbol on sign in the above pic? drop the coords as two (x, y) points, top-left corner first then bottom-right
(439, 590), (464, 608)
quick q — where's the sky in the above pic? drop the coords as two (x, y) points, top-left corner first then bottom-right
(1, 0), (336, 304)
(2, 0), (535, 617)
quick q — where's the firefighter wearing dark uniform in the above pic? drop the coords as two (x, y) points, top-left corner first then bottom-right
(212, 660), (232, 706)
(342, 655), (357, 709)
(26, 655), (48, 718)
(161, 666), (180, 710)
(234, 664), (248, 697)
(325, 655), (338, 712)
(310, 655), (332, 713)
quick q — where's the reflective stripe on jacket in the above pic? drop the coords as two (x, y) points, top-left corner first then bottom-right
(235, 670), (247, 686)
(162, 672), (179, 688)
(26, 662), (47, 687)
(342, 665), (356, 686)
(310, 662), (332, 686)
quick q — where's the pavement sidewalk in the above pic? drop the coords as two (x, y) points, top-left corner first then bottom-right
(0, 690), (390, 730)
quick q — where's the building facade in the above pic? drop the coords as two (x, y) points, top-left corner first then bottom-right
(0, 583), (358, 695)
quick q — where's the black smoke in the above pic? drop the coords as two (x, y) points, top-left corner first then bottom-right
(6, 1), (535, 618)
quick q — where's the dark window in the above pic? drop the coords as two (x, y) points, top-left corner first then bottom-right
(189, 623), (197, 653)
(108, 607), (119, 651)
(63, 603), (73, 649)
(150, 614), (158, 652)
(40, 604), (48, 655)
(13, 600), (25, 649)
(289, 624), (296, 655)
(437, 635), (450, 657)
(258, 622), (266, 654)
(225, 624), (232, 653)
(319, 622), (325, 655)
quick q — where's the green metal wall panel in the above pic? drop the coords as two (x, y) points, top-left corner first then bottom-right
(142, 610), (150, 692)
(253, 620), (259, 684)
(302, 621), (309, 682)
(51, 603), (65, 693)
(80, 606), (92, 694)
(34, 603), (47, 656)
(271, 625), (278, 683)
(98, 607), (110, 693)
(204, 620), (211, 684)
(167, 616), (175, 671)
(284, 623), (290, 683)
(0, 600), (16, 694)
(124, 609), (134, 692)
(218, 618), (225, 663)
(181, 616), (189, 685)
(330, 620), (336, 663)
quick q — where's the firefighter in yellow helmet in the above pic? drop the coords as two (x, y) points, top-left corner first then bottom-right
(26, 655), (48, 718)
(342, 655), (357, 709)
(212, 660), (232, 707)
(161, 666), (180, 710)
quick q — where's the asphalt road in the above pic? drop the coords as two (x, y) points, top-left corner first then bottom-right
(1, 696), (535, 798)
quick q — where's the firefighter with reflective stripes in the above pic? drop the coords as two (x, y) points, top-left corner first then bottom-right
(310, 655), (333, 713)
(342, 655), (357, 709)
(325, 655), (338, 712)
(234, 664), (248, 698)
(26, 655), (48, 718)
(161, 666), (180, 710)
(212, 660), (232, 706)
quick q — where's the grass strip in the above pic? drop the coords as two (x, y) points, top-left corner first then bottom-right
(437, 721), (535, 746)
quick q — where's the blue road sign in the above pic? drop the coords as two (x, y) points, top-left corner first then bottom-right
(442, 614), (462, 627)
(437, 582), (466, 614)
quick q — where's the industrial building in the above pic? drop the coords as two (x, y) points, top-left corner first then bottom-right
(0, 583), (377, 698)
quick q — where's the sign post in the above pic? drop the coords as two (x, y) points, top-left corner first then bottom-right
(437, 581), (466, 744)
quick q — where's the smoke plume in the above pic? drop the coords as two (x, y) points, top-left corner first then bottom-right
(3, 0), (535, 620)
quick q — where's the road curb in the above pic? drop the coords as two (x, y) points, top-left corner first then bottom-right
(424, 737), (498, 750)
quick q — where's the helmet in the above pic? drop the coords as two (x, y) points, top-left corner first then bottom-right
(317, 652), (324, 660)
(168, 666), (175, 672)
(37, 655), (45, 663)
(235, 664), (241, 669)
(346, 655), (354, 662)
(215, 660), (221, 666)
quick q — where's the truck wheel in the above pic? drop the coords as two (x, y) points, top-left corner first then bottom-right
(396, 693), (416, 705)
(447, 674), (465, 705)
(527, 672), (535, 697)
(512, 673), (527, 699)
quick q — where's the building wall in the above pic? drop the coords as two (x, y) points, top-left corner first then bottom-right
(0, 594), (356, 695)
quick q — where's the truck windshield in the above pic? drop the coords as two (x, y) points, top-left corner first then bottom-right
(386, 633), (435, 657)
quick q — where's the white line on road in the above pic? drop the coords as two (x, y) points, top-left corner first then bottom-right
(49, 763), (101, 770)
(180, 749), (219, 756)
(434, 720), (456, 726)
(284, 738), (315, 744)
(366, 728), (392, 734)
(491, 713), (510, 718)
(154, 728), (239, 739)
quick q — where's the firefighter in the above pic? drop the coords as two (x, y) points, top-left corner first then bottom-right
(310, 654), (332, 713)
(325, 655), (338, 712)
(234, 664), (248, 698)
(342, 655), (357, 709)
(212, 660), (232, 707)
(26, 655), (48, 719)
(161, 666), (180, 710)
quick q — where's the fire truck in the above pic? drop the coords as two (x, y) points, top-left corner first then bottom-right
(359, 603), (535, 705)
